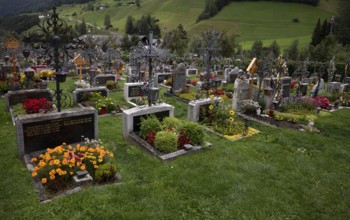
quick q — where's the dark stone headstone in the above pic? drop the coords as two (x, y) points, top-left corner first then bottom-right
(172, 63), (187, 92)
(228, 72), (238, 83)
(16, 108), (98, 160)
(128, 85), (144, 97)
(281, 77), (292, 98)
(343, 77), (350, 84)
(5, 89), (53, 111)
(94, 74), (115, 86)
(73, 87), (109, 105)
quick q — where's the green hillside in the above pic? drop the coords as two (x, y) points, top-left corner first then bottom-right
(56, 0), (337, 49)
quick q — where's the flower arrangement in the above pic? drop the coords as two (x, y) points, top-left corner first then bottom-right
(74, 80), (90, 89)
(23, 98), (53, 114)
(311, 96), (330, 109)
(84, 92), (116, 114)
(199, 100), (245, 136)
(239, 100), (261, 114)
(39, 70), (55, 79)
(31, 141), (114, 192)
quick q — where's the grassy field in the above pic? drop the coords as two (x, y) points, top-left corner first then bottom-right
(0, 78), (350, 219)
(56, 0), (336, 49)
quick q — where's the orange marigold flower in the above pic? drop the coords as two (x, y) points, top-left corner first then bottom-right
(80, 165), (86, 170)
(69, 172), (74, 175)
(31, 171), (37, 177)
(41, 178), (47, 184)
(49, 169), (56, 176)
(34, 166), (39, 172)
(54, 159), (60, 165)
(50, 175), (55, 180)
(109, 153), (114, 157)
(31, 158), (37, 162)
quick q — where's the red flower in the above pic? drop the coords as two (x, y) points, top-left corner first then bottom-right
(177, 131), (191, 149)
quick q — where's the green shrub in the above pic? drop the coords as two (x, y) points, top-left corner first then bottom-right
(139, 115), (162, 139)
(106, 80), (117, 90)
(94, 163), (117, 183)
(181, 121), (205, 145)
(154, 131), (178, 153)
(162, 117), (182, 131)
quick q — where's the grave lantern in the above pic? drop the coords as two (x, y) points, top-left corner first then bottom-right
(4, 55), (10, 65)
(56, 71), (67, 83)
(22, 49), (30, 59)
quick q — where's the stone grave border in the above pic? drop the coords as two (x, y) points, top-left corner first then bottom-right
(5, 89), (54, 111)
(187, 97), (223, 122)
(73, 86), (109, 106)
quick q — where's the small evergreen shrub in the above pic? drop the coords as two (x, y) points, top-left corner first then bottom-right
(154, 131), (178, 153)
(181, 122), (204, 145)
(139, 115), (162, 139)
(162, 117), (182, 131)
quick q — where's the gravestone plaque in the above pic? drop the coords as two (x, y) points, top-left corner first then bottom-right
(124, 82), (144, 102)
(94, 74), (115, 86)
(186, 69), (198, 76)
(232, 78), (250, 110)
(172, 63), (187, 92)
(16, 108), (98, 160)
(155, 72), (172, 86)
(5, 89), (53, 111)
(128, 85), (143, 97)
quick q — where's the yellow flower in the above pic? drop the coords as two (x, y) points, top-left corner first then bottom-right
(41, 178), (47, 184)
(54, 159), (60, 165)
(210, 95), (214, 100)
(94, 165), (99, 169)
(80, 165), (86, 170)
(31, 171), (37, 177)
(230, 110), (235, 116)
(209, 105), (214, 110)
(109, 153), (114, 157)
(219, 99), (223, 103)
(38, 161), (46, 167)
(98, 158), (103, 163)
(229, 117), (234, 123)
(49, 170), (56, 176)
(56, 168), (63, 175)
(31, 158), (37, 162)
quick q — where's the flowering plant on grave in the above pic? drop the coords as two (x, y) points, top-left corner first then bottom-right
(23, 98), (53, 114)
(311, 96), (330, 109)
(85, 92), (116, 114)
(31, 141), (114, 191)
(199, 100), (245, 136)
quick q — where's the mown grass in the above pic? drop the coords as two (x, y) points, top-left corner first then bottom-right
(0, 77), (350, 219)
(56, 0), (336, 49)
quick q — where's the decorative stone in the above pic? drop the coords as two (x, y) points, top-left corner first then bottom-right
(183, 144), (193, 151)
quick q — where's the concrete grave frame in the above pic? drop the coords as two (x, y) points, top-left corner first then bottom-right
(5, 89), (54, 111)
(122, 103), (175, 138)
(73, 86), (109, 106)
(187, 97), (223, 122)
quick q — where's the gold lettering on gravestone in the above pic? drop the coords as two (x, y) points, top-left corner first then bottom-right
(24, 116), (92, 137)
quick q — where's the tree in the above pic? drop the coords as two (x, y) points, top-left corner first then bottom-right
(80, 18), (87, 35)
(136, 0), (141, 7)
(320, 18), (330, 40)
(269, 40), (280, 58)
(251, 40), (263, 57)
(163, 24), (188, 57)
(310, 18), (322, 46)
(104, 14), (111, 30)
(336, 0), (350, 45)
(120, 34), (131, 51)
(125, 16), (134, 35)
(286, 40), (299, 61)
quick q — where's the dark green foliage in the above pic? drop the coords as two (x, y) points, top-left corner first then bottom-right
(251, 40), (263, 58)
(125, 15), (161, 38)
(139, 115), (163, 139)
(162, 24), (188, 57)
(336, 0), (350, 45)
(0, 15), (39, 34)
(269, 40), (280, 58)
(94, 163), (117, 183)
(285, 39), (299, 61)
(162, 117), (182, 130)
(180, 122), (205, 145)
(310, 18), (322, 46)
(104, 15), (112, 30)
(154, 131), (178, 153)
(125, 16), (135, 35)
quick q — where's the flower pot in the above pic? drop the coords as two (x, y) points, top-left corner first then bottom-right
(256, 108), (261, 116)
(101, 106), (107, 115)
(268, 109), (274, 117)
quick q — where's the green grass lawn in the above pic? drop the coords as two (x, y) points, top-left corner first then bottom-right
(57, 0), (335, 50)
(1, 77), (350, 219)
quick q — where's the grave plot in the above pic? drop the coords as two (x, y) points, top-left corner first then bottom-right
(73, 87), (124, 115)
(187, 97), (259, 142)
(122, 103), (208, 160)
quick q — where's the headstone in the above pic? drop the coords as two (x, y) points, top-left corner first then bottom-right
(232, 78), (250, 110)
(187, 97), (223, 122)
(186, 69), (198, 76)
(311, 78), (324, 96)
(73, 86), (109, 105)
(340, 77), (350, 93)
(225, 67), (239, 83)
(124, 82), (145, 102)
(300, 83), (309, 96)
(262, 78), (274, 108)
(154, 72), (172, 86)
(16, 107), (98, 160)
(327, 82), (341, 94)
(122, 103), (175, 138)
(5, 89), (53, 111)
(94, 74), (115, 87)
(281, 77), (292, 98)
(172, 63), (187, 92)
